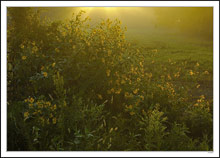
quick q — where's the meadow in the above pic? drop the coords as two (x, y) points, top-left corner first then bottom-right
(7, 8), (213, 151)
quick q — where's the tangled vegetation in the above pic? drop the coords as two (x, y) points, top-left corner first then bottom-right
(7, 8), (213, 151)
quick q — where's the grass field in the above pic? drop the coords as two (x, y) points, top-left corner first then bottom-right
(126, 29), (213, 100)
(7, 8), (213, 151)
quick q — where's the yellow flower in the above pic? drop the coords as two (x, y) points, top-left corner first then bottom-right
(50, 113), (53, 118)
(22, 56), (27, 60)
(124, 92), (133, 98)
(152, 49), (158, 53)
(20, 44), (24, 49)
(167, 74), (171, 80)
(115, 88), (121, 94)
(29, 103), (33, 108)
(41, 66), (44, 70)
(133, 88), (139, 94)
(55, 48), (60, 53)
(140, 95), (144, 101)
(52, 117), (56, 124)
(204, 71), (209, 75)
(130, 111), (135, 115)
(196, 84), (200, 88)
(174, 72), (180, 78)
(110, 88), (115, 93)
(137, 78), (141, 82)
(24, 112), (29, 118)
(97, 94), (103, 100)
(194, 103), (199, 106)
(189, 70), (194, 75)
(53, 104), (57, 110)
(139, 62), (143, 67)
(72, 45), (76, 49)
(197, 99), (202, 103)
(106, 70), (111, 77)
(29, 97), (34, 103)
(115, 127), (118, 131)
(43, 72), (48, 77)
(196, 62), (200, 67)
(121, 80), (125, 84)
(32, 46), (38, 53)
(46, 101), (51, 106)
(127, 105), (133, 109)
(200, 95), (205, 99)
(52, 62), (56, 67)
(40, 117), (45, 125)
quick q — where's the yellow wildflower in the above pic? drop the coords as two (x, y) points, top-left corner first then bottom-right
(115, 88), (121, 94)
(22, 56), (27, 60)
(29, 103), (33, 108)
(140, 95), (144, 101)
(115, 127), (118, 131)
(41, 66), (44, 70)
(53, 104), (57, 110)
(46, 101), (51, 106)
(167, 74), (171, 80)
(106, 70), (111, 77)
(110, 88), (115, 93)
(20, 44), (24, 49)
(196, 62), (200, 67)
(130, 112), (135, 115)
(24, 112), (29, 118)
(72, 45), (76, 49)
(194, 103), (199, 106)
(32, 46), (38, 53)
(97, 94), (103, 100)
(52, 117), (56, 124)
(200, 95), (205, 99)
(55, 48), (60, 53)
(204, 71), (209, 75)
(121, 80), (125, 84)
(133, 88), (139, 94)
(29, 97), (34, 103)
(189, 70), (194, 76)
(196, 84), (200, 88)
(52, 62), (56, 67)
(139, 62), (143, 67)
(43, 72), (48, 77)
